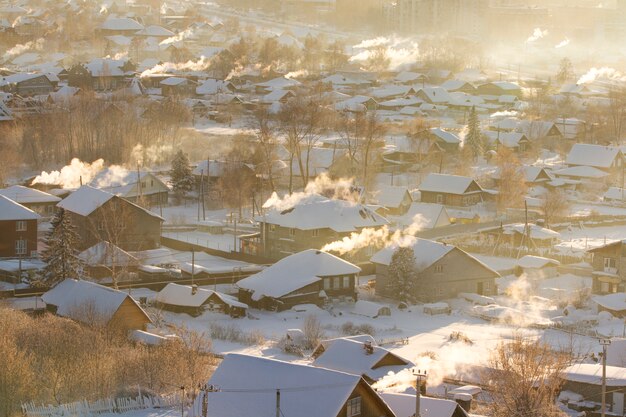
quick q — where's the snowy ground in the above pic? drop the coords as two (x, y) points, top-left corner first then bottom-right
(554, 223), (626, 257)
(130, 275), (617, 393)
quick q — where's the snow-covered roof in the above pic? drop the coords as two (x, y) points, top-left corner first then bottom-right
(322, 74), (371, 86)
(255, 76), (300, 90)
(373, 186), (410, 208)
(85, 58), (127, 77)
(417, 87), (452, 104)
(566, 144), (621, 169)
(135, 25), (175, 37)
(78, 241), (138, 267)
(352, 300), (390, 318)
(312, 338), (411, 380)
(57, 185), (115, 216)
(101, 17), (144, 31)
(604, 187), (626, 201)
(42, 279), (149, 325)
(196, 79), (232, 95)
(192, 354), (382, 417)
(260, 194), (388, 232)
(429, 127), (460, 144)
(563, 363), (626, 386)
(397, 203), (449, 230)
(0, 185), (60, 204)
(552, 165), (609, 179)
(160, 76), (188, 86)
(0, 194), (40, 221)
(419, 173), (482, 195)
(394, 71), (426, 83)
(156, 282), (247, 308)
(370, 238), (454, 270)
(440, 79), (473, 92)
(237, 249), (360, 301)
(380, 393), (464, 417)
(593, 292), (626, 313)
(502, 223), (560, 240)
(261, 89), (294, 103)
(515, 255), (560, 269)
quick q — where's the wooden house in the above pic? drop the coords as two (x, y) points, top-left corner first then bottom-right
(565, 143), (623, 173)
(0, 185), (61, 216)
(0, 73), (56, 96)
(588, 240), (626, 294)
(57, 185), (164, 251)
(237, 249), (361, 311)
(89, 168), (169, 206)
(155, 283), (248, 317)
(78, 241), (139, 280)
(560, 364), (626, 416)
(381, 393), (471, 417)
(413, 128), (461, 152)
(192, 354), (397, 417)
(476, 81), (522, 98)
(312, 338), (413, 384)
(42, 279), (152, 330)
(160, 77), (197, 97)
(592, 293), (626, 318)
(371, 238), (499, 302)
(514, 255), (560, 280)
(373, 186), (412, 216)
(0, 195), (40, 258)
(418, 173), (485, 207)
(255, 194), (388, 262)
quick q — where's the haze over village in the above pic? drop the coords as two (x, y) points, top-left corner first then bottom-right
(2, 0), (626, 416)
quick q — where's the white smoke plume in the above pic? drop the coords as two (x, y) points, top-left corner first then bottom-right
(555, 38), (570, 49)
(131, 143), (174, 166)
(262, 173), (359, 212)
(577, 67), (626, 85)
(2, 38), (44, 63)
(285, 69), (308, 79)
(320, 214), (426, 255)
(490, 110), (518, 118)
(350, 36), (420, 71)
(140, 56), (211, 77)
(526, 28), (548, 43)
(160, 27), (194, 47)
(31, 158), (105, 189)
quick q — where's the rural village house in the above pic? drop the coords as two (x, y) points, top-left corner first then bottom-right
(0, 185), (61, 216)
(0, 194), (40, 258)
(155, 282), (248, 317)
(418, 173), (486, 207)
(587, 240), (626, 294)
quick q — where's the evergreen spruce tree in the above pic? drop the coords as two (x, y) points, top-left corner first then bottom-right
(39, 208), (82, 288)
(386, 246), (417, 303)
(170, 150), (194, 199)
(465, 106), (483, 159)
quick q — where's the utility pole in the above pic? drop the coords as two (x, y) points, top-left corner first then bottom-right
(200, 169), (206, 220)
(191, 248), (195, 286)
(180, 385), (185, 417)
(276, 389), (281, 417)
(600, 338), (611, 417)
(414, 369), (427, 417)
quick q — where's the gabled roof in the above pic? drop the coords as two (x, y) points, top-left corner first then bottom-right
(57, 185), (115, 216)
(374, 186), (411, 209)
(78, 241), (138, 267)
(42, 279), (150, 325)
(255, 76), (300, 90)
(237, 249), (360, 301)
(260, 194), (388, 232)
(419, 173), (482, 195)
(417, 87), (452, 104)
(565, 143), (621, 169)
(429, 127), (461, 144)
(0, 185), (60, 204)
(312, 338), (412, 381)
(101, 17), (144, 31)
(398, 203), (450, 230)
(370, 238), (454, 270)
(0, 194), (40, 221)
(380, 393), (467, 417)
(515, 255), (560, 269)
(191, 354), (393, 417)
(135, 25), (175, 37)
(156, 282), (247, 309)
(394, 71), (426, 83)
(563, 363), (626, 387)
(90, 169), (168, 197)
(196, 78), (232, 95)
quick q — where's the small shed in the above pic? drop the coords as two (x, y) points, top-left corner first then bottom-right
(515, 255), (560, 280)
(155, 283), (247, 317)
(352, 300), (391, 318)
(592, 293), (626, 318)
(423, 302), (451, 315)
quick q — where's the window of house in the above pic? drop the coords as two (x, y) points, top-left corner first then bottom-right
(333, 277), (341, 289)
(324, 278), (331, 290)
(289, 228), (296, 236)
(269, 224), (276, 232)
(434, 264), (443, 274)
(15, 239), (27, 255)
(141, 181), (146, 188)
(46, 205), (55, 215)
(604, 257), (617, 271)
(437, 286), (444, 297)
(312, 229), (319, 237)
(151, 179), (154, 187)
(98, 220), (106, 231)
(16, 221), (27, 232)
(436, 194), (443, 204)
(484, 281), (491, 293)
(347, 397), (361, 417)
(343, 276), (350, 288)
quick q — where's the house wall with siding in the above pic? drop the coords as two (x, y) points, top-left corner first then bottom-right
(0, 219), (38, 257)
(561, 380), (626, 415)
(337, 382), (395, 417)
(110, 297), (151, 331)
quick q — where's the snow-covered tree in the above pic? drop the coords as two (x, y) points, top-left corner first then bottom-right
(170, 150), (194, 198)
(386, 246), (416, 302)
(39, 208), (82, 288)
(465, 106), (483, 159)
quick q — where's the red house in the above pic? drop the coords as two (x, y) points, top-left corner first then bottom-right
(0, 195), (40, 258)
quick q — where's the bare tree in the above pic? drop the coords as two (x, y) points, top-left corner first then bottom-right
(252, 107), (279, 192)
(608, 86), (626, 143)
(484, 335), (570, 417)
(541, 189), (569, 228)
(495, 147), (528, 214)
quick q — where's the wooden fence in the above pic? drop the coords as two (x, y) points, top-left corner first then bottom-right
(22, 395), (180, 417)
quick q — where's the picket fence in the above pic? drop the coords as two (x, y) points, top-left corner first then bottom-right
(22, 395), (180, 417)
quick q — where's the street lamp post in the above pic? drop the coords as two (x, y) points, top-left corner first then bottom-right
(600, 338), (612, 417)
(414, 369), (427, 417)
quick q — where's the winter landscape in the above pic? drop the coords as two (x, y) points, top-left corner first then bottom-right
(2, 1), (626, 417)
